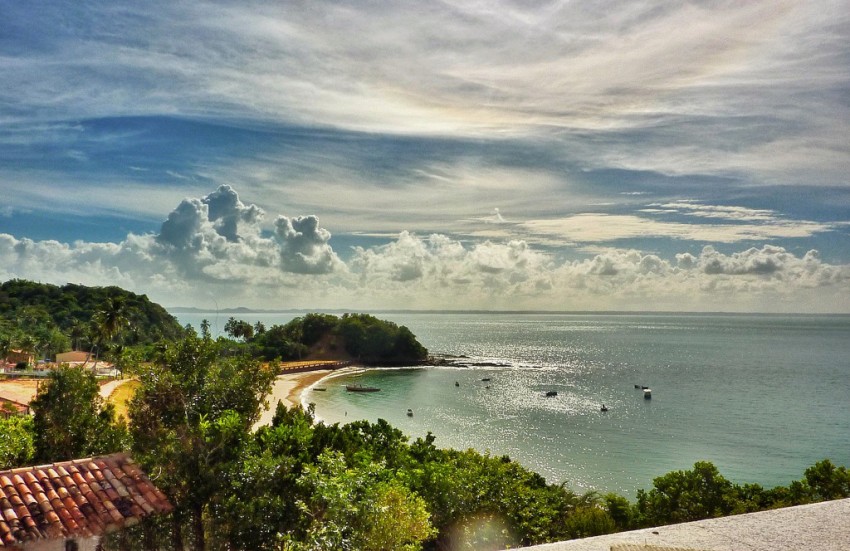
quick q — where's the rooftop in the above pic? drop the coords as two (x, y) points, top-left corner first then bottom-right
(0, 453), (172, 547)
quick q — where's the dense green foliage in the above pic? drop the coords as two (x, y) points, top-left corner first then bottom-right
(0, 415), (35, 468)
(0, 279), (185, 361)
(229, 312), (429, 365)
(627, 459), (850, 529)
(30, 365), (129, 462)
(128, 333), (276, 551)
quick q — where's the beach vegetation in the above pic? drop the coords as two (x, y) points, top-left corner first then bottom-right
(223, 316), (254, 341)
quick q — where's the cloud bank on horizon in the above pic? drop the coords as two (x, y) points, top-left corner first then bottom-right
(1, 185), (848, 312)
(1, 1), (849, 312)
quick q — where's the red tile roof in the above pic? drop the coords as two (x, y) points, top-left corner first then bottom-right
(0, 453), (172, 547)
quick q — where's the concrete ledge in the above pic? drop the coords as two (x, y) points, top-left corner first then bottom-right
(518, 498), (850, 551)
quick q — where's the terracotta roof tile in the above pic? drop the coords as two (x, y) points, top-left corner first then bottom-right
(0, 453), (171, 547)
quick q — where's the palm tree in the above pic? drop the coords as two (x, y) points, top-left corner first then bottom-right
(92, 296), (129, 367)
(69, 318), (87, 351)
(0, 333), (15, 365)
(16, 334), (38, 369)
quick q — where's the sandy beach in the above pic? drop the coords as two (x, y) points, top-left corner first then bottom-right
(253, 369), (333, 428)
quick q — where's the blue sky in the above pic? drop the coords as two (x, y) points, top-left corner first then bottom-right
(1, 1), (849, 312)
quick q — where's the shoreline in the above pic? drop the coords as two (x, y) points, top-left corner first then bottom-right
(253, 369), (334, 429)
(253, 365), (369, 427)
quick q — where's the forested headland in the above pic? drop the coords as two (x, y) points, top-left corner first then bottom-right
(221, 311), (429, 365)
(1, 280), (848, 550)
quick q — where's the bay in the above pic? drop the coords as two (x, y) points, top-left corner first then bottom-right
(174, 311), (850, 498)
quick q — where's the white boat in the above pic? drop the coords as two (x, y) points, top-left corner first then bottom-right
(643, 388), (652, 399)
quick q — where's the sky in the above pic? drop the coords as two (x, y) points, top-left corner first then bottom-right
(1, 1), (849, 313)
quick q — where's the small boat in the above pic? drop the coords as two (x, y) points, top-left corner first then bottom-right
(634, 384), (641, 389)
(346, 384), (381, 393)
(407, 409), (413, 417)
(481, 377), (491, 382)
(455, 381), (460, 387)
(600, 404), (608, 412)
(313, 388), (327, 391)
(643, 388), (652, 399)
(545, 391), (558, 397)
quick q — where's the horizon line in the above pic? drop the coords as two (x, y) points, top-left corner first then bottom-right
(167, 307), (850, 317)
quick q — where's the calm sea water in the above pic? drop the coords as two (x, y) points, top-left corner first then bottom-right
(175, 312), (850, 497)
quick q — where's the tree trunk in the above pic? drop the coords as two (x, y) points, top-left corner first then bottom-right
(172, 509), (185, 551)
(192, 503), (205, 551)
(142, 517), (157, 550)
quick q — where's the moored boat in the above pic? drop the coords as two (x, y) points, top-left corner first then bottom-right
(346, 384), (381, 392)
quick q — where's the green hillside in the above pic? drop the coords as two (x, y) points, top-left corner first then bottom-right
(0, 279), (185, 356)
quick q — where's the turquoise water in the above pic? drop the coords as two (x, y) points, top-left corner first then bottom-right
(175, 312), (850, 497)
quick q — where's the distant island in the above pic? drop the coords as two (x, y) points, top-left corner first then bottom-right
(169, 305), (850, 316)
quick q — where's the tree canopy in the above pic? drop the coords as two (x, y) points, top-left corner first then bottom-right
(246, 312), (428, 364)
(30, 365), (129, 463)
(0, 279), (185, 357)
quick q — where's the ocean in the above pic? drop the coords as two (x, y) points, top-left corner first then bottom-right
(174, 311), (850, 498)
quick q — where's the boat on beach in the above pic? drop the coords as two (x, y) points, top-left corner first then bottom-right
(346, 384), (381, 392)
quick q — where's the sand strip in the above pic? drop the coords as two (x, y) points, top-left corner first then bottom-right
(253, 369), (333, 429)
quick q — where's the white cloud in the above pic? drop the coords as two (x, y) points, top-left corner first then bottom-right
(522, 213), (836, 244)
(1, 230), (848, 313)
(275, 215), (343, 275)
(648, 201), (778, 222)
(347, 235), (850, 312)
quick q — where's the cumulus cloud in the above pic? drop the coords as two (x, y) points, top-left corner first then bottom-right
(202, 184), (263, 242)
(275, 215), (343, 275)
(343, 233), (849, 311)
(0, 186), (348, 306)
(145, 185), (342, 280)
(0, 186), (849, 312)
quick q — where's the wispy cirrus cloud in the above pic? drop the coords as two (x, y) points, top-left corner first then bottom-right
(522, 212), (837, 244)
(644, 201), (778, 222)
